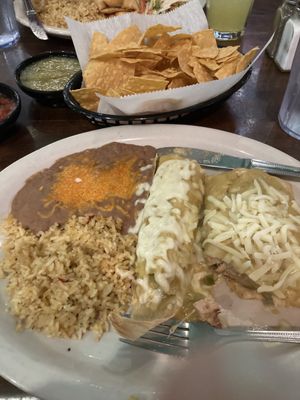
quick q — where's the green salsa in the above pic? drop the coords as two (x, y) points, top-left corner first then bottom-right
(20, 56), (80, 91)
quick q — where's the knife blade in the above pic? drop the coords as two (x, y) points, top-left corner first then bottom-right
(157, 147), (300, 179)
(23, 0), (48, 40)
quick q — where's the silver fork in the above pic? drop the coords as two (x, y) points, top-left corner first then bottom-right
(120, 321), (300, 357)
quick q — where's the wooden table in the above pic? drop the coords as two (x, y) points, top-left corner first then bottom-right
(0, 0), (299, 398)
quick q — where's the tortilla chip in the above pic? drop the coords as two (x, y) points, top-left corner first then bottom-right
(191, 61), (213, 82)
(123, 76), (168, 93)
(136, 66), (181, 79)
(120, 57), (160, 69)
(108, 25), (142, 49)
(152, 33), (172, 50)
(214, 59), (240, 79)
(89, 31), (108, 58)
(166, 39), (191, 60)
(82, 24), (259, 98)
(168, 75), (195, 89)
(121, 47), (163, 57)
(192, 29), (217, 49)
(236, 47), (259, 73)
(155, 56), (173, 71)
(197, 58), (220, 71)
(216, 46), (240, 61)
(141, 24), (181, 42)
(105, 88), (121, 96)
(83, 59), (135, 93)
(91, 51), (123, 61)
(70, 88), (100, 112)
(217, 53), (241, 65)
(192, 45), (219, 59)
(157, 67), (184, 78)
(139, 74), (166, 80)
(171, 33), (192, 41)
(177, 42), (195, 78)
(106, 87), (136, 97)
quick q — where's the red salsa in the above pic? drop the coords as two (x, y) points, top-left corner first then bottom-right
(0, 95), (16, 122)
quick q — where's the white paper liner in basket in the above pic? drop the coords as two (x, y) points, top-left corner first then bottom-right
(66, 0), (268, 116)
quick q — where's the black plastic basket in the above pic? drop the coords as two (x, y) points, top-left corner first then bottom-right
(63, 70), (251, 126)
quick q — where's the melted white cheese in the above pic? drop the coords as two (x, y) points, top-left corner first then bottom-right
(140, 164), (154, 172)
(135, 182), (151, 197)
(203, 178), (300, 295)
(136, 159), (203, 304)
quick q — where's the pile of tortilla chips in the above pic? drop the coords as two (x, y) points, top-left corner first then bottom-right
(71, 24), (258, 112)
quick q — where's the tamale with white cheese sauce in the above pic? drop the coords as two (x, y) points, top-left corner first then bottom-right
(111, 156), (207, 339)
(197, 168), (300, 328)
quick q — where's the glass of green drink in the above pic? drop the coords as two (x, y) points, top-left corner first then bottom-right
(206, 0), (254, 41)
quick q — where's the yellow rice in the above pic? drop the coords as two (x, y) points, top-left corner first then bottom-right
(0, 215), (137, 339)
(32, 0), (105, 28)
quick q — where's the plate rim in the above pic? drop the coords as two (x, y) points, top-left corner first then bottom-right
(0, 124), (299, 400)
(14, 0), (71, 38)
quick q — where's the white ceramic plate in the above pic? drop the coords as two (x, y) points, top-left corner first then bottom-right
(0, 125), (300, 400)
(14, 0), (206, 39)
(14, 0), (70, 39)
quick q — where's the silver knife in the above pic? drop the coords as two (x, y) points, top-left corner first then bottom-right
(157, 147), (300, 179)
(23, 0), (48, 40)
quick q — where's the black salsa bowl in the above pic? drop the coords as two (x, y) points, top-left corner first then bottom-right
(63, 69), (252, 126)
(0, 83), (21, 131)
(15, 51), (79, 107)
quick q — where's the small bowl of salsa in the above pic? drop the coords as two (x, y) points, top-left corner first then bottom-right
(0, 83), (21, 130)
(15, 51), (80, 107)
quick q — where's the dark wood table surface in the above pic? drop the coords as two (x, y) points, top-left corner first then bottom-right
(0, 0), (299, 398)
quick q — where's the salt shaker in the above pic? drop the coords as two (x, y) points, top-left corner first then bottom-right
(278, 39), (300, 139)
(274, 0), (300, 71)
(267, 0), (296, 58)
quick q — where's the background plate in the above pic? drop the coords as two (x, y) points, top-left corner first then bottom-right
(14, 0), (207, 39)
(0, 125), (300, 400)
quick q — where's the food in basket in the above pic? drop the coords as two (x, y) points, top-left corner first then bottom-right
(71, 25), (258, 112)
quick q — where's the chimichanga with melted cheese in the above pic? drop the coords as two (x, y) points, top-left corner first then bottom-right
(111, 156), (206, 338)
(132, 156), (206, 320)
(198, 169), (300, 327)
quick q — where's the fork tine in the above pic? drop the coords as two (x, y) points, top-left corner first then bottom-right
(149, 324), (190, 339)
(120, 337), (189, 357)
(119, 318), (191, 357)
(142, 329), (189, 348)
(160, 320), (190, 329)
